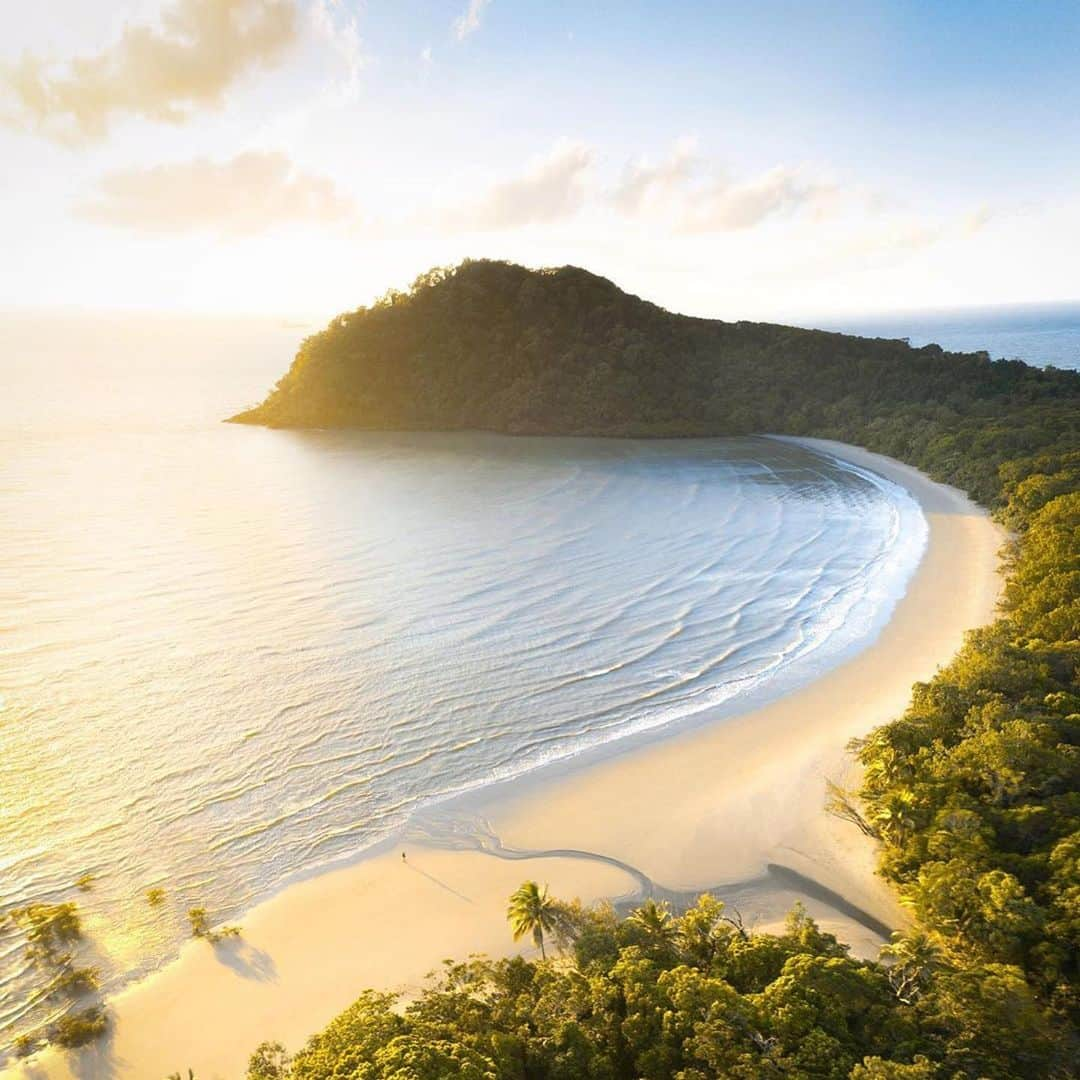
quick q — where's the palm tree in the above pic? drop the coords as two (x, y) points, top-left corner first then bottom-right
(869, 791), (916, 845)
(626, 898), (678, 954)
(880, 930), (943, 1003)
(507, 880), (559, 960)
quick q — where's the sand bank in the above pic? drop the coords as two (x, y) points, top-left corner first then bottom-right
(10, 439), (1003, 1079)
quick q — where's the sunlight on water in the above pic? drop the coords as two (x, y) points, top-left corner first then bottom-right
(0, 315), (926, 1042)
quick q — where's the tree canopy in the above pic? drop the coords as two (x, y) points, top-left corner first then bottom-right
(247, 898), (1073, 1080)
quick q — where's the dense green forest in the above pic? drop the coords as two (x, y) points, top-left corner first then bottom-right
(229, 261), (1080, 1077)
(243, 896), (1069, 1080)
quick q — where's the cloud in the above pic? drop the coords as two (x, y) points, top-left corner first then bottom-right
(610, 139), (843, 233)
(611, 136), (701, 216)
(680, 166), (839, 232)
(308, 0), (362, 104)
(440, 141), (593, 230)
(454, 0), (492, 40)
(428, 139), (843, 237)
(76, 151), (356, 236)
(2, 0), (299, 141)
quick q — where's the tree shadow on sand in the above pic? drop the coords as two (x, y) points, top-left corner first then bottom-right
(14, 1024), (128, 1080)
(67, 1026), (125, 1080)
(212, 938), (279, 983)
(411, 811), (894, 939)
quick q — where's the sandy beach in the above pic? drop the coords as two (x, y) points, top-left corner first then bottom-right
(9, 438), (1004, 1080)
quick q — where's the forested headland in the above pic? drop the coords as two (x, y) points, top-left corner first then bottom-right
(231, 260), (1076, 506)
(229, 261), (1079, 1078)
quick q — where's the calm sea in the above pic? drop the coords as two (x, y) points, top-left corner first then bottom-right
(812, 300), (1080, 371)
(0, 312), (932, 1047)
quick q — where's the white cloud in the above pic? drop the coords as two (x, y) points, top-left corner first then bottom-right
(611, 140), (848, 233)
(611, 136), (701, 215)
(454, 0), (492, 41)
(1, 0), (301, 142)
(680, 165), (839, 232)
(77, 151), (356, 236)
(308, 0), (363, 104)
(439, 141), (593, 230)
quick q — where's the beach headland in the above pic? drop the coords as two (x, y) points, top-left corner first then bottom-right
(10, 439), (1003, 1080)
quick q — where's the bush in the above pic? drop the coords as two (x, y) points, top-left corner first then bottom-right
(8, 902), (82, 959)
(50, 964), (100, 998)
(52, 1005), (108, 1048)
(188, 906), (240, 943)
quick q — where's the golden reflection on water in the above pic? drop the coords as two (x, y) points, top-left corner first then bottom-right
(0, 318), (927, 1045)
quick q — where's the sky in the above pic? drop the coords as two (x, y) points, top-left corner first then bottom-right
(1, 0), (1079, 324)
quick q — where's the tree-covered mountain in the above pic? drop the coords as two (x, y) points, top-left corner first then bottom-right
(222, 261), (1080, 1078)
(232, 259), (1079, 506)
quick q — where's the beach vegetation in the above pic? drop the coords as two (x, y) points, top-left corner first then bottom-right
(12, 1033), (35, 1057)
(51, 1004), (108, 1047)
(247, 1042), (292, 1079)
(187, 906), (210, 936)
(623, 897), (679, 960)
(5, 898), (113, 1056)
(855, 487), (1080, 1021)
(188, 906), (241, 943)
(146, 886), (167, 907)
(827, 778), (881, 838)
(251, 893), (1072, 1078)
(5, 897), (112, 1053)
(8, 902), (82, 961)
(49, 963), (101, 998)
(506, 880), (560, 959)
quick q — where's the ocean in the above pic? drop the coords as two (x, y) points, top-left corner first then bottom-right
(0, 312), (928, 1044)
(812, 300), (1080, 371)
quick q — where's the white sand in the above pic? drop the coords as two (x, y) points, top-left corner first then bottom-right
(9, 440), (1003, 1080)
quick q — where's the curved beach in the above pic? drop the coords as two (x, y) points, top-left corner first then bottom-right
(12, 439), (1003, 1080)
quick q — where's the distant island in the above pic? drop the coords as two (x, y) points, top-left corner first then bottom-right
(231, 259), (1079, 508)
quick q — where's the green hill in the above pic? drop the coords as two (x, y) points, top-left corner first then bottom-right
(227, 261), (1080, 1077)
(231, 259), (1079, 506)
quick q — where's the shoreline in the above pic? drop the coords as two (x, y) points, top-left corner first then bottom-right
(9, 438), (1004, 1080)
(472, 438), (1002, 937)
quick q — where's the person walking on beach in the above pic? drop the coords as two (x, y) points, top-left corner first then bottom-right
(402, 851), (406, 862)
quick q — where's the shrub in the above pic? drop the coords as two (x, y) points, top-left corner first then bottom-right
(52, 1005), (108, 1048)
